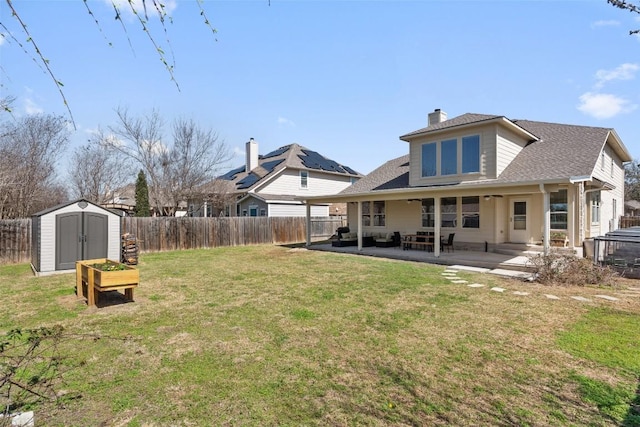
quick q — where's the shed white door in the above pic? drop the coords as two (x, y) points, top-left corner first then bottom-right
(509, 198), (529, 243)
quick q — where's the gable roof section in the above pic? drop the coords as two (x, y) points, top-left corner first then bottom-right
(335, 114), (628, 197)
(220, 143), (362, 193)
(495, 120), (614, 184)
(400, 113), (538, 142)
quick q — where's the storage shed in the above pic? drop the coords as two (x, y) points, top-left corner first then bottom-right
(31, 199), (121, 276)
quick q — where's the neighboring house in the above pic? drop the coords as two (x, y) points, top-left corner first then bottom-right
(101, 184), (188, 217)
(190, 138), (362, 217)
(303, 109), (632, 255)
(624, 200), (640, 216)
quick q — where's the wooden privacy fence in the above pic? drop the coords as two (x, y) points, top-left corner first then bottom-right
(121, 216), (345, 252)
(0, 219), (30, 264)
(619, 216), (640, 229)
(0, 216), (346, 264)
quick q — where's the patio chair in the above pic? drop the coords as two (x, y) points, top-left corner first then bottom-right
(441, 233), (455, 253)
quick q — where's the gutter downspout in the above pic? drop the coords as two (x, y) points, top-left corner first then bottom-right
(540, 183), (550, 256)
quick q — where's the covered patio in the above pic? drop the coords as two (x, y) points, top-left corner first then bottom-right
(307, 240), (545, 279)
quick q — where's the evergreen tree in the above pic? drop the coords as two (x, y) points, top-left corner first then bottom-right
(134, 170), (150, 217)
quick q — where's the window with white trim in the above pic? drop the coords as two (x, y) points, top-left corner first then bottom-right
(421, 198), (435, 227)
(300, 171), (308, 188)
(441, 197), (457, 228)
(591, 191), (601, 224)
(373, 201), (386, 226)
(421, 135), (480, 178)
(461, 196), (480, 228)
(421, 143), (437, 177)
(550, 189), (568, 230)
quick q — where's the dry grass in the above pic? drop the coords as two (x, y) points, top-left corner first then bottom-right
(1, 246), (639, 426)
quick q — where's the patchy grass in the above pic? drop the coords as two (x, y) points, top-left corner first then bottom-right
(1, 245), (639, 426)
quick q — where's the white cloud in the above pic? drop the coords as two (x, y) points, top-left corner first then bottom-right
(23, 98), (43, 115)
(104, 0), (177, 18)
(594, 63), (639, 88)
(233, 146), (245, 157)
(277, 116), (295, 127)
(591, 20), (620, 29)
(0, 33), (5, 47)
(577, 92), (637, 119)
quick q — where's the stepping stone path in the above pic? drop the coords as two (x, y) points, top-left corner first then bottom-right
(571, 296), (592, 302)
(440, 269), (630, 304)
(595, 295), (619, 301)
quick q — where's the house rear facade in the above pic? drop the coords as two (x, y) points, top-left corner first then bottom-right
(303, 109), (632, 255)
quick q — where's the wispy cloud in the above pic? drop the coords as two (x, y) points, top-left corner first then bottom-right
(594, 63), (639, 88)
(23, 97), (43, 115)
(104, 0), (177, 18)
(577, 92), (637, 119)
(277, 116), (295, 127)
(233, 146), (245, 158)
(591, 20), (620, 29)
(0, 33), (5, 47)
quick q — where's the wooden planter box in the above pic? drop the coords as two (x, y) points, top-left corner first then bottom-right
(550, 237), (569, 247)
(76, 258), (139, 307)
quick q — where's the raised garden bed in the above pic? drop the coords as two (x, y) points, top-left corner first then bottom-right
(76, 258), (139, 307)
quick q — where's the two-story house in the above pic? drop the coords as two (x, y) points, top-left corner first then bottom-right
(302, 109), (632, 255)
(191, 138), (362, 217)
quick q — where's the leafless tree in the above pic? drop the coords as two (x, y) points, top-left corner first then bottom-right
(608, 0), (640, 34)
(0, 114), (70, 218)
(68, 135), (132, 204)
(102, 108), (232, 216)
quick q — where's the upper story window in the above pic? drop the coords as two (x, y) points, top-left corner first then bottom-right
(462, 135), (480, 173)
(300, 170), (308, 188)
(421, 135), (480, 178)
(610, 158), (614, 177)
(441, 139), (457, 175)
(421, 143), (437, 177)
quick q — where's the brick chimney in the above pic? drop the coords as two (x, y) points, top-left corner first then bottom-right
(428, 109), (447, 126)
(246, 138), (258, 172)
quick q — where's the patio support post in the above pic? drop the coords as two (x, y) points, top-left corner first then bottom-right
(434, 197), (441, 257)
(305, 202), (311, 247)
(578, 182), (585, 243)
(357, 201), (363, 251)
(540, 183), (550, 255)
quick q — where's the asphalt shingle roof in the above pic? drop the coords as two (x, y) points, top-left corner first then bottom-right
(212, 143), (362, 194)
(342, 114), (615, 196)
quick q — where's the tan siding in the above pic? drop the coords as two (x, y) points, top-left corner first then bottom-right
(496, 127), (528, 177)
(591, 142), (625, 234)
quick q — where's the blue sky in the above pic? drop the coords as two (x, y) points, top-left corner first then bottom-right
(1, 0), (639, 179)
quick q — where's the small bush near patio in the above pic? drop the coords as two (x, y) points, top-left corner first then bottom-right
(1, 246), (639, 426)
(528, 252), (619, 286)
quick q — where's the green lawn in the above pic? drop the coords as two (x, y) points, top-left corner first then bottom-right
(1, 246), (639, 426)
